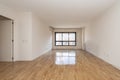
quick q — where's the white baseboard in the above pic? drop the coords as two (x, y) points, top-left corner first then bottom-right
(14, 48), (52, 62)
(112, 65), (120, 70)
(31, 48), (52, 60)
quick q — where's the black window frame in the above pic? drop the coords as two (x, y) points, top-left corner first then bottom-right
(55, 32), (76, 46)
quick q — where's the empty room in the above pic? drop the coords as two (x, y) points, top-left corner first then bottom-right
(0, 0), (120, 80)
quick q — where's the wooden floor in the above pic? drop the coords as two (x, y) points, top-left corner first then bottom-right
(0, 50), (120, 80)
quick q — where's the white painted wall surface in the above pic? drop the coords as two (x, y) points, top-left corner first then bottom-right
(18, 12), (33, 60)
(0, 4), (52, 61)
(32, 14), (52, 60)
(85, 1), (120, 69)
(0, 3), (20, 61)
(0, 20), (12, 61)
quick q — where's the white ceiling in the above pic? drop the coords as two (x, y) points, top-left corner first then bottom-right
(0, 0), (117, 27)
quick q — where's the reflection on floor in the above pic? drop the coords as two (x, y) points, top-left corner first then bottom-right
(55, 51), (76, 65)
(0, 50), (120, 80)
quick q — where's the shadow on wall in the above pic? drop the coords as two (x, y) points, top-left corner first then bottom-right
(85, 40), (100, 56)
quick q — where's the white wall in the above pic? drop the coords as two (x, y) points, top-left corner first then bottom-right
(14, 12), (52, 61)
(0, 4), (20, 61)
(0, 4), (34, 61)
(52, 28), (82, 50)
(0, 4), (52, 61)
(32, 14), (52, 60)
(85, 1), (120, 69)
(0, 20), (12, 61)
(18, 13), (52, 60)
(18, 12), (33, 60)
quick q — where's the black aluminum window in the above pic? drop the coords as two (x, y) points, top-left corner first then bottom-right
(55, 32), (76, 46)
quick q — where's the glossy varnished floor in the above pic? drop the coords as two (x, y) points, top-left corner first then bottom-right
(0, 50), (120, 80)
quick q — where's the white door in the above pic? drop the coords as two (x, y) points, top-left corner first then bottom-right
(0, 20), (13, 62)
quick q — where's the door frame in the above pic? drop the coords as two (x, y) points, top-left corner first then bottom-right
(0, 15), (14, 62)
(11, 20), (14, 62)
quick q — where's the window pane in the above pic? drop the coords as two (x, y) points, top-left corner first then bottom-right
(63, 33), (68, 41)
(56, 42), (62, 45)
(69, 42), (75, 46)
(63, 42), (68, 45)
(56, 33), (62, 41)
(69, 33), (75, 41)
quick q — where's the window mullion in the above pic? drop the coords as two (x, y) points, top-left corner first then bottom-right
(62, 32), (63, 46)
(68, 32), (69, 46)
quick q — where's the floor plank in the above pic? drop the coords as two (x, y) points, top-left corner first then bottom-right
(0, 50), (120, 80)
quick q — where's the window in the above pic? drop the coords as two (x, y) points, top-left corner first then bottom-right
(55, 32), (76, 46)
